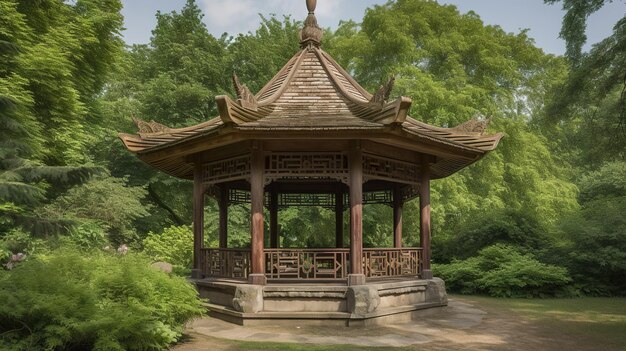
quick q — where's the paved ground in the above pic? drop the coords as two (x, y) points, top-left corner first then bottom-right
(171, 296), (622, 351)
(187, 300), (487, 347)
(172, 299), (515, 350)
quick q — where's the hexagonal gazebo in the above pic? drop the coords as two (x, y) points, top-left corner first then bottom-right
(119, 0), (502, 325)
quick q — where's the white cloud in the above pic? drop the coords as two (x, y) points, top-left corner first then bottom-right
(199, 0), (354, 37)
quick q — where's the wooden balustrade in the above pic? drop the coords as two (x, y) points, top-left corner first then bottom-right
(265, 248), (350, 279)
(201, 247), (422, 280)
(201, 248), (251, 279)
(363, 248), (421, 278)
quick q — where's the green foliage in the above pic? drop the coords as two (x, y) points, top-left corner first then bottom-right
(545, 0), (609, 63)
(226, 15), (301, 93)
(435, 209), (551, 262)
(0, 248), (204, 350)
(41, 175), (150, 245)
(578, 161), (626, 202)
(66, 222), (109, 252)
(0, 0), (122, 237)
(326, 0), (579, 254)
(544, 1), (626, 166)
(435, 244), (573, 297)
(554, 161), (626, 295)
(143, 225), (193, 274)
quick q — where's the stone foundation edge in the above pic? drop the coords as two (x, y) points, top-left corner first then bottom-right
(195, 277), (448, 326)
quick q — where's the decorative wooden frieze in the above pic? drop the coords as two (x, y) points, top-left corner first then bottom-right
(228, 188), (251, 205)
(232, 72), (258, 111)
(265, 152), (349, 183)
(362, 153), (419, 185)
(277, 193), (336, 209)
(399, 184), (420, 202)
(364, 190), (393, 205)
(202, 155), (250, 185)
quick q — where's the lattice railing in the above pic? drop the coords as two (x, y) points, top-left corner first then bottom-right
(265, 248), (349, 279)
(201, 248), (250, 279)
(363, 248), (421, 278)
(201, 247), (422, 280)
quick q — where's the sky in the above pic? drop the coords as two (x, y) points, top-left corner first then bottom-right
(120, 0), (626, 55)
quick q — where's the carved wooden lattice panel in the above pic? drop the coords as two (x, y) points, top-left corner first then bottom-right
(202, 155), (250, 185)
(265, 152), (348, 182)
(277, 193), (336, 209)
(229, 189), (251, 205)
(362, 154), (418, 185)
(264, 249), (349, 280)
(202, 248), (250, 279)
(363, 248), (421, 278)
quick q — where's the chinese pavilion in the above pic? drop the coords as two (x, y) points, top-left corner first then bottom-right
(119, 0), (502, 325)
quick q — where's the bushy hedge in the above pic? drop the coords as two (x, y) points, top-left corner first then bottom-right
(143, 225), (193, 275)
(0, 248), (203, 351)
(434, 244), (573, 297)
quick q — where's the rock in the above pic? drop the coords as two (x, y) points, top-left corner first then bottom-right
(151, 261), (173, 274)
(232, 285), (264, 313)
(425, 277), (448, 305)
(347, 285), (380, 316)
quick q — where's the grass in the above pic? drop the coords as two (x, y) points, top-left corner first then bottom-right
(457, 295), (626, 350)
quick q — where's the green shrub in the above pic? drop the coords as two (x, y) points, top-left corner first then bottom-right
(0, 248), (203, 350)
(434, 244), (572, 297)
(143, 225), (193, 275)
(435, 209), (551, 262)
(66, 221), (109, 251)
(42, 175), (151, 246)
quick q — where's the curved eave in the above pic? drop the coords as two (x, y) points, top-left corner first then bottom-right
(402, 117), (503, 152)
(117, 117), (224, 155)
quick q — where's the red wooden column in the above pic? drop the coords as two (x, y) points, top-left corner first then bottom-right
(192, 164), (205, 279)
(218, 185), (228, 249)
(348, 141), (365, 285)
(269, 190), (279, 248)
(420, 160), (433, 279)
(393, 187), (403, 248)
(335, 191), (344, 248)
(249, 142), (267, 285)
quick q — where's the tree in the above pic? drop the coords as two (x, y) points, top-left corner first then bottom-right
(544, 0), (626, 166)
(0, 0), (123, 236)
(326, 0), (578, 253)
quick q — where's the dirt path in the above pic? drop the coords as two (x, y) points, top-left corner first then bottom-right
(171, 296), (620, 351)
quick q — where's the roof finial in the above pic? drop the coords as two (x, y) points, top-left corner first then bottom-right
(300, 0), (323, 48)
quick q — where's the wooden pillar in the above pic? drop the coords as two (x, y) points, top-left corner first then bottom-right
(335, 191), (344, 248)
(420, 160), (433, 279)
(348, 141), (365, 285)
(218, 185), (228, 249)
(192, 164), (204, 279)
(269, 190), (278, 248)
(249, 142), (266, 285)
(393, 187), (403, 248)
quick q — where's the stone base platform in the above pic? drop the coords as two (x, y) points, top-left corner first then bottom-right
(193, 277), (448, 326)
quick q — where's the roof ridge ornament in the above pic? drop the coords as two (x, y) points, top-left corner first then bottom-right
(451, 115), (492, 135)
(369, 76), (395, 106)
(300, 0), (323, 49)
(133, 117), (171, 136)
(232, 72), (258, 111)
